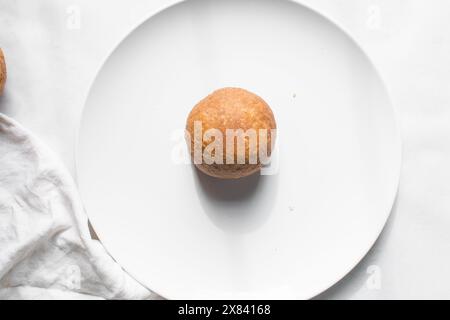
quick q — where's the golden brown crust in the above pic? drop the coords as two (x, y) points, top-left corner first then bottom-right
(0, 49), (6, 95)
(186, 87), (277, 179)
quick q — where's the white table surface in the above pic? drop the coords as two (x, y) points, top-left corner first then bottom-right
(1, 0), (449, 299)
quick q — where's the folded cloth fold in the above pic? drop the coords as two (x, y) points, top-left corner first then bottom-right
(0, 113), (154, 300)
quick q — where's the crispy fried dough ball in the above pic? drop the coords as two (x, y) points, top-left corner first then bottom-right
(0, 49), (6, 95)
(186, 88), (276, 179)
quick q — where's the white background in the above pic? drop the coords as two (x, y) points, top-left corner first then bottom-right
(0, 0), (449, 299)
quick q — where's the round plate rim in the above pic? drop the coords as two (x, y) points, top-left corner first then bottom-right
(74, 0), (402, 300)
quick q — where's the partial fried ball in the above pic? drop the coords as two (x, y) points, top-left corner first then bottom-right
(0, 49), (5, 95)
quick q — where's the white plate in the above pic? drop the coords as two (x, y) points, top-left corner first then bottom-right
(76, 0), (401, 299)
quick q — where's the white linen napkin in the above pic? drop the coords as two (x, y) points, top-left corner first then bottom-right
(0, 113), (155, 299)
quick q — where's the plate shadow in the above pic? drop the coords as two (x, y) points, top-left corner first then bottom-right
(192, 166), (278, 234)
